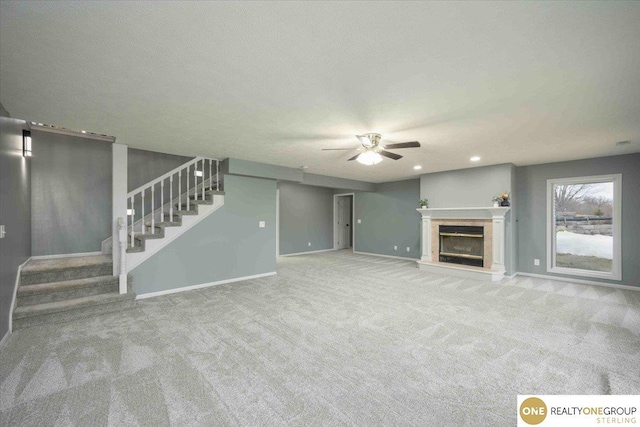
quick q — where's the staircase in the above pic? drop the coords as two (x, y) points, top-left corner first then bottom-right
(127, 187), (224, 253)
(12, 255), (136, 330)
(13, 157), (224, 330)
(121, 157), (225, 271)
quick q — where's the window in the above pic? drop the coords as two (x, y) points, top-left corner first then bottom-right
(547, 174), (621, 280)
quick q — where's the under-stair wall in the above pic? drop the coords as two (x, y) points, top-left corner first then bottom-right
(129, 175), (276, 297)
(31, 130), (112, 256)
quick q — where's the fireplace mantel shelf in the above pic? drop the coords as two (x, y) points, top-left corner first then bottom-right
(416, 207), (510, 220)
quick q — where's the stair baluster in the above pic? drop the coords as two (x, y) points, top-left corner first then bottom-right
(151, 184), (155, 232)
(141, 189), (145, 235)
(209, 159), (212, 191)
(160, 180), (164, 227)
(129, 196), (134, 249)
(170, 175), (174, 222)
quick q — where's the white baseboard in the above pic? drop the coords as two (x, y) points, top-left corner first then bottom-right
(516, 272), (639, 292)
(279, 248), (336, 257)
(9, 257), (32, 334)
(352, 250), (418, 261)
(31, 251), (102, 260)
(136, 271), (277, 300)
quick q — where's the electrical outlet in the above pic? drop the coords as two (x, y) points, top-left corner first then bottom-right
(534, 259), (540, 266)
(406, 247), (410, 252)
(394, 245), (398, 251)
(357, 219), (361, 224)
(308, 242), (311, 247)
(259, 221), (265, 228)
(0, 225), (5, 239)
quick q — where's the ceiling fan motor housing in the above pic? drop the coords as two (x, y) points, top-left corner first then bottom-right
(358, 133), (382, 148)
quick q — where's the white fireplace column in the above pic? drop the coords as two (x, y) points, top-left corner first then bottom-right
(491, 214), (506, 272)
(421, 215), (432, 262)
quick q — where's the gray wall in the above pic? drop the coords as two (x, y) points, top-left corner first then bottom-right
(130, 174), (277, 295)
(420, 163), (515, 208)
(278, 182), (334, 255)
(303, 173), (376, 192)
(420, 164), (517, 274)
(354, 179), (421, 259)
(0, 112), (31, 340)
(0, 103), (9, 117)
(223, 158), (376, 192)
(128, 148), (192, 192)
(225, 158), (303, 182)
(31, 130), (111, 256)
(516, 154), (640, 287)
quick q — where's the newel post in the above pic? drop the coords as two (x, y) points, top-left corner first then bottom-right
(112, 143), (128, 290)
(117, 217), (127, 293)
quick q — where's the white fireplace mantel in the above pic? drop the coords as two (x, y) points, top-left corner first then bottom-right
(416, 206), (510, 219)
(416, 206), (510, 281)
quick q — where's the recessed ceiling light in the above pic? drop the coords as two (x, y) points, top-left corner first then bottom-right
(81, 130), (87, 134)
(470, 156), (481, 162)
(413, 165), (422, 170)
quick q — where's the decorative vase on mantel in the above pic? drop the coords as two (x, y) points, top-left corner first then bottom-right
(500, 199), (510, 207)
(493, 202), (500, 208)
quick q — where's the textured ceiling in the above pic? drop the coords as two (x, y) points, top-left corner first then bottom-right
(1, 1), (639, 183)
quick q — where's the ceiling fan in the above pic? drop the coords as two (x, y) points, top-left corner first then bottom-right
(322, 133), (421, 165)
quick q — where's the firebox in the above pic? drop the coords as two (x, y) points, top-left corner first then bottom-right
(439, 225), (484, 267)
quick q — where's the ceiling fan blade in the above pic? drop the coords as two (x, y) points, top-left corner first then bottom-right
(347, 153), (361, 161)
(322, 148), (355, 151)
(382, 141), (421, 149)
(378, 150), (403, 160)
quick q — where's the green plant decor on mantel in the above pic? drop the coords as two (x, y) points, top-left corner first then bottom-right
(419, 199), (429, 208)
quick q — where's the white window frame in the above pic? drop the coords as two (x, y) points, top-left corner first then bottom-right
(546, 174), (622, 281)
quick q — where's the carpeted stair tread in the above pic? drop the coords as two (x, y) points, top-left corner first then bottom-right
(172, 209), (198, 215)
(13, 291), (135, 319)
(17, 276), (124, 306)
(20, 255), (113, 286)
(144, 221), (181, 228)
(18, 275), (118, 296)
(133, 232), (164, 240)
(22, 255), (112, 274)
(185, 198), (214, 205)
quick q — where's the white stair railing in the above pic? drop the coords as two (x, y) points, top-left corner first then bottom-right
(126, 157), (221, 251)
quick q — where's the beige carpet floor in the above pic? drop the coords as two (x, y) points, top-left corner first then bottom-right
(1, 251), (639, 426)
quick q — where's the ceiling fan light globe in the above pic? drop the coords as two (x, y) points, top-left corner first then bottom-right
(356, 151), (383, 165)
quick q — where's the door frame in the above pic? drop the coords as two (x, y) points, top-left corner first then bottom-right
(333, 193), (355, 250)
(276, 188), (280, 256)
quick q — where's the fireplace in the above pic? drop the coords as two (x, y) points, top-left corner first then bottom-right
(417, 206), (509, 281)
(439, 225), (484, 267)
